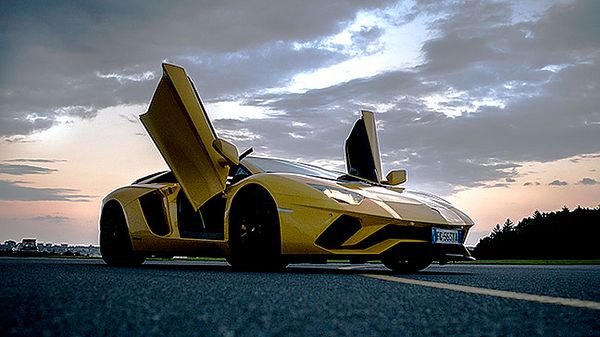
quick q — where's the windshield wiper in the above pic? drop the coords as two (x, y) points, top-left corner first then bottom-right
(336, 173), (377, 185)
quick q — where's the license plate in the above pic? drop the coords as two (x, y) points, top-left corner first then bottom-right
(432, 228), (461, 244)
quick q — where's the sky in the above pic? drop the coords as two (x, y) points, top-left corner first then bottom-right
(0, 0), (599, 246)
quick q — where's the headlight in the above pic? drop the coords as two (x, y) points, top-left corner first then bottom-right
(308, 183), (364, 205)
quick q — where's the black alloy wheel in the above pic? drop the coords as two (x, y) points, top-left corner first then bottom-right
(100, 204), (145, 266)
(227, 187), (287, 271)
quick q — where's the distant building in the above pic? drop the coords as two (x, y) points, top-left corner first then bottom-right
(1, 240), (17, 251)
(16, 239), (39, 252)
(0, 239), (100, 257)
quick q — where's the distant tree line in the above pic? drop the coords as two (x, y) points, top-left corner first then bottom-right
(473, 205), (600, 259)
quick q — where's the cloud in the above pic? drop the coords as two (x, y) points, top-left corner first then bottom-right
(523, 181), (541, 186)
(229, 0), (600, 195)
(1, 0), (599, 196)
(485, 183), (510, 189)
(0, 0), (393, 137)
(5, 159), (66, 163)
(217, 127), (262, 142)
(30, 215), (70, 224)
(0, 180), (94, 201)
(579, 177), (599, 185)
(0, 163), (57, 175)
(119, 114), (139, 124)
(549, 179), (568, 186)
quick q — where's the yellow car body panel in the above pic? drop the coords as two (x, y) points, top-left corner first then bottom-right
(140, 63), (237, 211)
(100, 63), (475, 269)
(237, 173), (461, 255)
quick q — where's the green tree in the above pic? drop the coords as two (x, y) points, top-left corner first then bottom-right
(490, 224), (501, 239)
(501, 219), (514, 233)
(474, 206), (600, 259)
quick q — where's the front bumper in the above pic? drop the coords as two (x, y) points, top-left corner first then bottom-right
(383, 241), (475, 264)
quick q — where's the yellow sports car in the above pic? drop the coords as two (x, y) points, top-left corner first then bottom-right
(100, 63), (474, 272)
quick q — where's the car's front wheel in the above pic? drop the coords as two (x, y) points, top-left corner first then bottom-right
(100, 202), (145, 266)
(227, 186), (287, 271)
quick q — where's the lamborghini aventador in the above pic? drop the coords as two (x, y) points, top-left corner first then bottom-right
(99, 63), (474, 273)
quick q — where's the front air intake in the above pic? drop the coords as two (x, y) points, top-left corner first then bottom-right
(315, 215), (362, 249)
(316, 220), (432, 250)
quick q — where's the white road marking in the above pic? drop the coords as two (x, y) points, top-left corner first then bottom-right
(363, 274), (600, 311)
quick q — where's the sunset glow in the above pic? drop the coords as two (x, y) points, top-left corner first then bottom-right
(1, 0), (598, 245)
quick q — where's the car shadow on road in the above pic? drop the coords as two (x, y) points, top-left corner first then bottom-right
(410, 270), (472, 276)
(95, 261), (472, 276)
(284, 267), (471, 276)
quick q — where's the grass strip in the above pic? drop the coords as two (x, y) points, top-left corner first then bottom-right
(448, 259), (600, 265)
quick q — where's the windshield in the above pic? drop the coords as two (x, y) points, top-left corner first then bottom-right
(243, 157), (343, 180)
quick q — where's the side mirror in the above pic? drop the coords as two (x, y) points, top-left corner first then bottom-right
(385, 169), (407, 185)
(212, 139), (239, 166)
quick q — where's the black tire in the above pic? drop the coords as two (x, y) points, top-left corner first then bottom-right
(382, 256), (432, 274)
(100, 203), (145, 266)
(227, 186), (287, 271)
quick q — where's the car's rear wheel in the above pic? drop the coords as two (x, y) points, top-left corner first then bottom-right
(227, 186), (287, 271)
(100, 202), (145, 266)
(382, 256), (432, 274)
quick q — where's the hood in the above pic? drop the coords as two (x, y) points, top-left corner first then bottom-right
(271, 172), (474, 228)
(342, 182), (474, 227)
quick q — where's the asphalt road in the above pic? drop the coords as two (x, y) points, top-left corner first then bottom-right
(1, 258), (598, 337)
